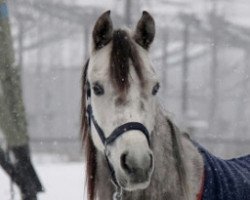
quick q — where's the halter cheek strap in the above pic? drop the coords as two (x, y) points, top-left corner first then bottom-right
(87, 105), (151, 147)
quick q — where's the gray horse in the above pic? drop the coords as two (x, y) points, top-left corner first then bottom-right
(81, 11), (250, 200)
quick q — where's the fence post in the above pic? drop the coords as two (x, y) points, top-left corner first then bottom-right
(208, 1), (219, 134)
(180, 16), (191, 125)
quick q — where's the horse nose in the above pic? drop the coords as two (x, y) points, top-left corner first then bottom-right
(120, 152), (153, 182)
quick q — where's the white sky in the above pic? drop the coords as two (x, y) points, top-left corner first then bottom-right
(71, 0), (250, 28)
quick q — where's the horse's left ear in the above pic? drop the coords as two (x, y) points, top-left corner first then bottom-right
(134, 11), (155, 50)
(92, 11), (113, 50)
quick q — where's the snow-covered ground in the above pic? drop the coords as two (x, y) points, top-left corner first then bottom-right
(0, 158), (86, 200)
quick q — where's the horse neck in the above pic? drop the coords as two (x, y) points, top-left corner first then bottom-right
(94, 105), (204, 200)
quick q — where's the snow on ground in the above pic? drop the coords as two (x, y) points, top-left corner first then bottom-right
(0, 158), (86, 200)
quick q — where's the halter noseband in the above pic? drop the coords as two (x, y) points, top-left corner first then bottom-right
(86, 81), (151, 200)
(87, 105), (151, 147)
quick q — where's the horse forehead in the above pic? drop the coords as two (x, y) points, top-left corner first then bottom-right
(89, 44), (112, 77)
(88, 40), (154, 81)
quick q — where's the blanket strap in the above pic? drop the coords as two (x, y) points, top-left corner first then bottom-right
(196, 170), (205, 200)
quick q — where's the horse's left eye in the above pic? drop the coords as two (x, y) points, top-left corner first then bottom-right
(93, 83), (104, 96)
(152, 83), (160, 95)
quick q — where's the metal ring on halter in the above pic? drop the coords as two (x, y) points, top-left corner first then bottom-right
(112, 183), (123, 200)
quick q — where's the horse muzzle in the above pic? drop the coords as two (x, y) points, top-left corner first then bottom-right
(117, 148), (154, 191)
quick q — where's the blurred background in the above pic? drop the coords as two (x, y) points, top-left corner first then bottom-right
(0, 0), (250, 199)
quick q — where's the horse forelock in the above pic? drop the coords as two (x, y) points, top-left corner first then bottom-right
(110, 29), (144, 96)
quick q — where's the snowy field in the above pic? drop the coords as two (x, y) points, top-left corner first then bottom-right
(0, 156), (86, 200)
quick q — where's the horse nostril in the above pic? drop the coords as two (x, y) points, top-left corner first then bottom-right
(120, 152), (153, 175)
(121, 152), (132, 174)
(149, 153), (153, 170)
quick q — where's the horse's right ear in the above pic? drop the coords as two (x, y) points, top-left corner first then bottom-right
(134, 11), (155, 50)
(92, 11), (113, 50)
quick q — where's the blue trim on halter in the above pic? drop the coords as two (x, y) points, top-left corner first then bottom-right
(0, 3), (8, 19)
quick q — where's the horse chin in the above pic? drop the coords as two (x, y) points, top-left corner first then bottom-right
(117, 175), (151, 191)
(122, 180), (151, 191)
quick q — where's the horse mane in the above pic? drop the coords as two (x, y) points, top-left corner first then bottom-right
(81, 59), (97, 200)
(167, 119), (190, 200)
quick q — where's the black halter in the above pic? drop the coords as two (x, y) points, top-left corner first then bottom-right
(86, 82), (151, 200)
(87, 105), (150, 147)
(86, 81), (151, 148)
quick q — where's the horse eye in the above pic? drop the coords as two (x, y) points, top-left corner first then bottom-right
(93, 83), (104, 96)
(152, 83), (160, 95)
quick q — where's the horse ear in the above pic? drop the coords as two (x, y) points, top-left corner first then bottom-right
(92, 11), (113, 50)
(134, 11), (155, 50)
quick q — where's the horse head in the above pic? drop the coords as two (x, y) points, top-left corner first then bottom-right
(82, 11), (159, 193)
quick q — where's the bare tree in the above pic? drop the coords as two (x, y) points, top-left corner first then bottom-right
(0, 1), (43, 199)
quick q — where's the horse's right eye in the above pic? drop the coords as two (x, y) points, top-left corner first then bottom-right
(152, 82), (160, 95)
(93, 83), (104, 96)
